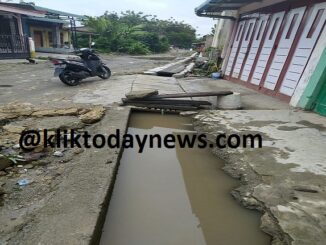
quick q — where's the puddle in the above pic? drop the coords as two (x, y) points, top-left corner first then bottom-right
(100, 112), (270, 245)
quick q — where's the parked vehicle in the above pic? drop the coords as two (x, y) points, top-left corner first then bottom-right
(52, 43), (111, 86)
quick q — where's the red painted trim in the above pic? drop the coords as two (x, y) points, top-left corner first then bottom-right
(274, 93), (291, 102)
(285, 11), (326, 96)
(222, 1), (326, 103)
(246, 15), (272, 83)
(258, 10), (289, 89)
(240, 0), (324, 16)
(228, 21), (248, 79)
(224, 76), (291, 102)
(273, 5), (312, 94)
(238, 19), (259, 79)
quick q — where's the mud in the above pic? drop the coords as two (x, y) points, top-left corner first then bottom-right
(100, 112), (270, 245)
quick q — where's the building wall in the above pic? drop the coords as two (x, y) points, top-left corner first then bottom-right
(216, 1), (326, 108)
(29, 25), (69, 48)
(211, 10), (238, 57)
(30, 26), (52, 48)
(291, 27), (326, 107)
(61, 31), (69, 45)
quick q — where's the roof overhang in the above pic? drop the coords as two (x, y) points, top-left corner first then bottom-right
(25, 16), (68, 24)
(0, 3), (45, 17)
(195, 0), (261, 18)
(0, 3), (84, 20)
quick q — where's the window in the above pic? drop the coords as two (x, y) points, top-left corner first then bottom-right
(236, 25), (243, 41)
(269, 17), (280, 40)
(307, 9), (325, 38)
(256, 20), (265, 40)
(245, 23), (253, 41)
(286, 13), (299, 39)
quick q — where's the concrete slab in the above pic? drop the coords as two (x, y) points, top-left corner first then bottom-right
(193, 110), (326, 245)
(73, 75), (135, 106)
(132, 75), (184, 94)
(73, 75), (184, 106)
(179, 77), (289, 110)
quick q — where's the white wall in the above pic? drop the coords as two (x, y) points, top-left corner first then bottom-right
(211, 11), (238, 55)
(290, 26), (326, 107)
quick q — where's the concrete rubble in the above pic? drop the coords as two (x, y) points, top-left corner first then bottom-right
(172, 62), (196, 78)
(0, 103), (106, 165)
(193, 109), (326, 245)
(0, 100), (130, 244)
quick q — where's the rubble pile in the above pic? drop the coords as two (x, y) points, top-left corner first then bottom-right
(0, 103), (106, 173)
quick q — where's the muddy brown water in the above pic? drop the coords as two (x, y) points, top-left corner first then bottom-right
(100, 112), (270, 245)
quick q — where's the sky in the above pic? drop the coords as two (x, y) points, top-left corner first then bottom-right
(24, 0), (215, 36)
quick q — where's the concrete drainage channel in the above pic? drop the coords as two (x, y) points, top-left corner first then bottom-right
(96, 111), (271, 245)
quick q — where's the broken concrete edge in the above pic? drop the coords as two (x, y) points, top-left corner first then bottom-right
(125, 89), (159, 100)
(191, 114), (292, 245)
(2, 107), (131, 245)
(0, 104), (105, 124)
(0, 105), (106, 153)
(144, 52), (197, 75)
(173, 62), (195, 78)
(89, 108), (132, 245)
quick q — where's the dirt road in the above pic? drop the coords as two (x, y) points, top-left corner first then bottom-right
(0, 54), (175, 107)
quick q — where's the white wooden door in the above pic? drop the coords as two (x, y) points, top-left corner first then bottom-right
(250, 11), (286, 85)
(225, 21), (246, 76)
(240, 14), (269, 82)
(280, 2), (326, 96)
(263, 7), (306, 90)
(232, 18), (257, 78)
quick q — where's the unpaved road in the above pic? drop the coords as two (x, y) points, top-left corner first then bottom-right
(0, 54), (177, 107)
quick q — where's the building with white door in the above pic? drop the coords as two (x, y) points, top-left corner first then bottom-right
(196, 0), (326, 115)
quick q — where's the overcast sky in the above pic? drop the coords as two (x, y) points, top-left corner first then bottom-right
(25, 0), (215, 36)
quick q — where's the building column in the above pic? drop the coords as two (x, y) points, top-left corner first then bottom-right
(9, 17), (17, 35)
(52, 25), (61, 48)
(15, 15), (23, 36)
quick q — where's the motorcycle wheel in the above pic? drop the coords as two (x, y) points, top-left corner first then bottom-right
(98, 65), (111, 80)
(59, 70), (81, 86)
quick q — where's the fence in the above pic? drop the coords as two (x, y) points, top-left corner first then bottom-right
(0, 35), (30, 59)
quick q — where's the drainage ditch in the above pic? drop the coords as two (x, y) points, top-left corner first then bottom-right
(99, 112), (271, 245)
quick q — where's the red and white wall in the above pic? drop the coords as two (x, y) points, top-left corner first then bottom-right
(221, 1), (326, 102)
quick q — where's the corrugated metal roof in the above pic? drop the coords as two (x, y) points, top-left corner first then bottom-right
(0, 2), (45, 17)
(26, 16), (68, 24)
(32, 5), (84, 19)
(0, 2), (84, 19)
(195, 0), (260, 16)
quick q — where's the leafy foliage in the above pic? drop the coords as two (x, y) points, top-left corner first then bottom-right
(78, 11), (196, 54)
(0, 153), (25, 165)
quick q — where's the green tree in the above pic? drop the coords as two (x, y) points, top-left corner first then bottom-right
(78, 11), (197, 54)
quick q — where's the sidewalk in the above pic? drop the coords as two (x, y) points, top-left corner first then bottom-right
(193, 109), (326, 245)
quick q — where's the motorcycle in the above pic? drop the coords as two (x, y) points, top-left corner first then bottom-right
(52, 43), (111, 86)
